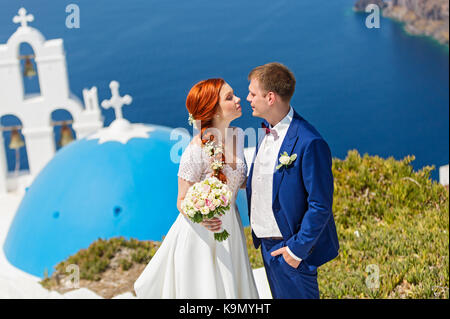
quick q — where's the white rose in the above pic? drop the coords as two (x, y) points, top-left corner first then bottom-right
(200, 206), (210, 215)
(197, 199), (205, 207)
(187, 209), (196, 217)
(279, 155), (291, 165)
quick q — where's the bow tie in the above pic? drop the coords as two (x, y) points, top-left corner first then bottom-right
(261, 123), (279, 140)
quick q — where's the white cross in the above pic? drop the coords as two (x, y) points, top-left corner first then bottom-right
(13, 8), (34, 28)
(101, 81), (132, 121)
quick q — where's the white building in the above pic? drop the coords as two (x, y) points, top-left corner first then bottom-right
(0, 8), (104, 194)
(440, 164), (449, 187)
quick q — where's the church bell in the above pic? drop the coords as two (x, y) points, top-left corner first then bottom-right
(9, 128), (25, 150)
(58, 123), (74, 147)
(23, 56), (36, 78)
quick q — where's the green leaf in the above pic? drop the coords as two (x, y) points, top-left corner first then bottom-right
(214, 229), (230, 242)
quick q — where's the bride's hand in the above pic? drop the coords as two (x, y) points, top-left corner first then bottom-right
(201, 217), (222, 232)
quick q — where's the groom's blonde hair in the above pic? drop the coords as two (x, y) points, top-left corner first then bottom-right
(248, 62), (296, 102)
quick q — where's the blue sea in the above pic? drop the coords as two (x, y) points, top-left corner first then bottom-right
(1, 0), (449, 180)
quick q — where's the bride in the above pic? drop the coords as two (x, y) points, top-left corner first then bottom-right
(134, 78), (259, 298)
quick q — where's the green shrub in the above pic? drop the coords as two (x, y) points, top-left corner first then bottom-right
(245, 150), (449, 298)
(120, 258), (133, 271)
(46, 236), (160, 283)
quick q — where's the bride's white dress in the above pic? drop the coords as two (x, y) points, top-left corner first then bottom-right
(134, 130), (259, 298)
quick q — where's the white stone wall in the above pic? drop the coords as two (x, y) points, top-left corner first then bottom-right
(439, 164), (449, 186)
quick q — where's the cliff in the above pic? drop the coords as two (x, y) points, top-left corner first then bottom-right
(354, 0), (387, 11)
(355, 0), (449, 46)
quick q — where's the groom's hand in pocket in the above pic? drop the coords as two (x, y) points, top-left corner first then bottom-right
(271, 247), (301, 269)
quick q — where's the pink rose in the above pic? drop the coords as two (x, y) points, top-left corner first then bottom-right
(195, 199), (205, 209)
(221, 195), (228, 206)
(205, 198), (216, 211)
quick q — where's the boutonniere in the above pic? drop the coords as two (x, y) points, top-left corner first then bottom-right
(276, 152), (297, 170)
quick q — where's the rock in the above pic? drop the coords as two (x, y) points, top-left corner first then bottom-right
(0, 274), (65, 299)
(63, 288), (103, 299)
(383, 0), (449, 45)
(354, 0), (388, 12)
(112, 292), (137, 299)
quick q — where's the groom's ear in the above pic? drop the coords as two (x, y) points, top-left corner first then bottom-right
(266, 91), (276, 106)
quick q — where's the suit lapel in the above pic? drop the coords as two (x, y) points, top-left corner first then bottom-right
(272, 112), (300, 202)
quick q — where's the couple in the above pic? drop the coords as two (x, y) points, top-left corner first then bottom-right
(134, 62), (339, 299)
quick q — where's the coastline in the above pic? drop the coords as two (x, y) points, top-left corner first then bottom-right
(354, 1), (449, 49)
(387, 14), (450, 53)
(383, 5), (449, 48)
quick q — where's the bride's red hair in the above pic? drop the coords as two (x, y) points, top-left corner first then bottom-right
(186, 78), (227, 184)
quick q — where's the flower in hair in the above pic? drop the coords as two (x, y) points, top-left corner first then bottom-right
(204, 140), (224, 157)
(188, 113), (195, 127)
(211, 159), (224, 170)
(202, 140), (225, 172)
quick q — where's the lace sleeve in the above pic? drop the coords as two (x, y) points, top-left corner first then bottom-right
(177, 143), (206, 183)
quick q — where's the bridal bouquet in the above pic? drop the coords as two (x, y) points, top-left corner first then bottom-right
(181, 176), (232, 242)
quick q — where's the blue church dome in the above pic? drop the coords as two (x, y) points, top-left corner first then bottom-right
(3, 122), (249, 278)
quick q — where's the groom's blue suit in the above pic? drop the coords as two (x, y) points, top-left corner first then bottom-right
(246, 110), (339, 299)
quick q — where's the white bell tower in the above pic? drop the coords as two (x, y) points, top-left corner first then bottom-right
(0, 8), (104, 194)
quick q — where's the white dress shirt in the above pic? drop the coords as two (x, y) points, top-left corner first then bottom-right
(250, 107), (301, 261)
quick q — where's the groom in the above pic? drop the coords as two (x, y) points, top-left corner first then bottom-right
(245, 62), (339, 299)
